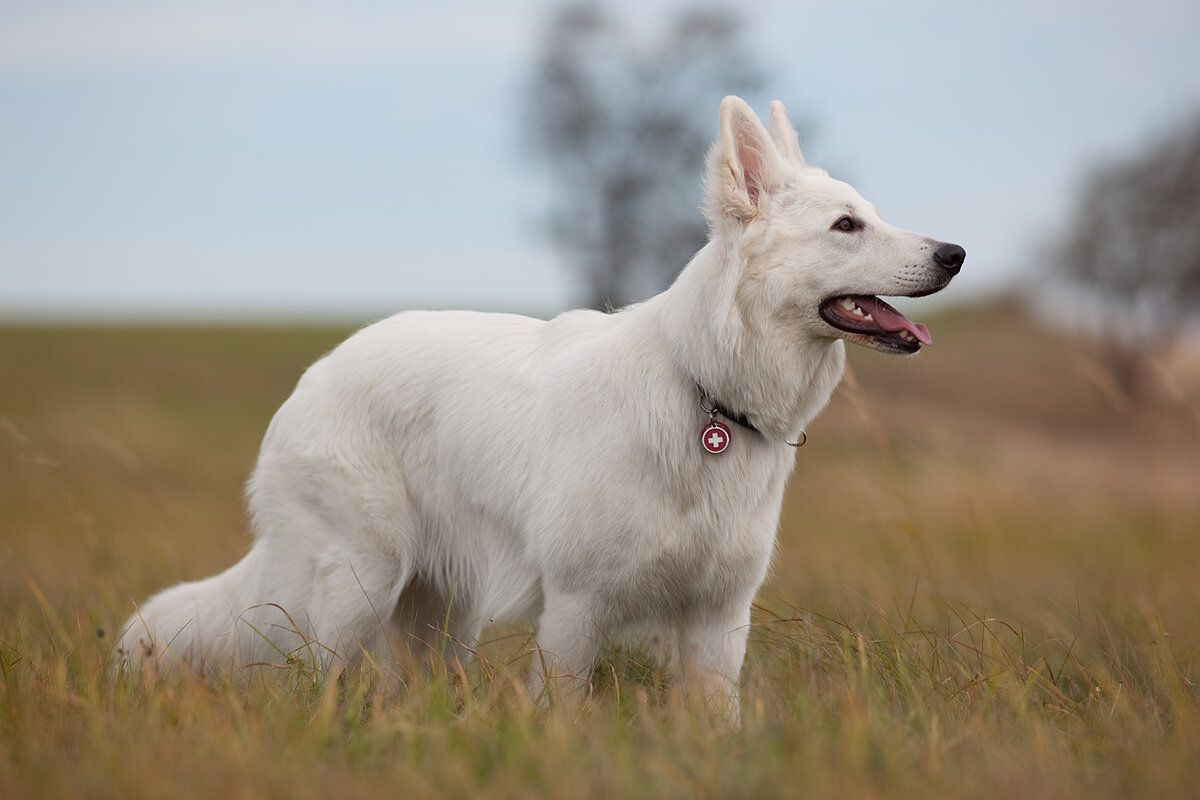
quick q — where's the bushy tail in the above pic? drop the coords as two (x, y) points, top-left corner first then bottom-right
(115, 548), (268, 678)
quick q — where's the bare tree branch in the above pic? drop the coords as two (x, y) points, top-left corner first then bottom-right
(524, 3), (767, 310)
(1053, 113), (1200, 398)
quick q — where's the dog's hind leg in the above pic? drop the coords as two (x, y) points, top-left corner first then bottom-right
(242, 455), (417, 674)
(288, 547), (411, 673)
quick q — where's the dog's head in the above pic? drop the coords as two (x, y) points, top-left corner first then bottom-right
(705, 97), (964, 355)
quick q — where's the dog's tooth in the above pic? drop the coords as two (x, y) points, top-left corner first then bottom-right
(862, 313), (874, 323)
(840, 298), (857, 312)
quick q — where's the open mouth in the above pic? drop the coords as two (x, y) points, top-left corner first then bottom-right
(818, 295), (933, 355)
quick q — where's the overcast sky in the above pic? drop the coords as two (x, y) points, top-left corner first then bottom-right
(3, 0), (1200, 320)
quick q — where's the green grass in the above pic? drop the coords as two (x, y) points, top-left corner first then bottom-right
(2, 304), (1198, 798)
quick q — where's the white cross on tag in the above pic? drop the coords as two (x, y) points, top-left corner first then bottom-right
(701, 421), (731, 454)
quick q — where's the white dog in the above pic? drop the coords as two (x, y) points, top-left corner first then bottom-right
(117, 97), (963, 717)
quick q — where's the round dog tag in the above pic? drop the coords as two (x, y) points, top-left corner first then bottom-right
(701, 421), (731, 454)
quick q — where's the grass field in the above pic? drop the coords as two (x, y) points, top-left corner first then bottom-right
(2, 302), (1198, 799)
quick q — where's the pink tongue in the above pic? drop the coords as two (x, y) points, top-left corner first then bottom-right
(856, 297), (933, 346)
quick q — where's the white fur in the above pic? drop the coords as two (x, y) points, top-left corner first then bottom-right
(116, 97), (959, 718)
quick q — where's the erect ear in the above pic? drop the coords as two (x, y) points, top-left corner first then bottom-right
(715, 96), (781, 220)
(768, 100), (806, 167)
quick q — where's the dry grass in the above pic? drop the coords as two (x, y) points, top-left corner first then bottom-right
(2, 303), (1198, 799)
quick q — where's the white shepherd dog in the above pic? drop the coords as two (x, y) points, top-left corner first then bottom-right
(118, 97), (964, 717)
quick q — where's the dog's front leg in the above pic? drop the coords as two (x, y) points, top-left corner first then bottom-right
(528, 590), (601, 707)
(673, 607), (752, 724)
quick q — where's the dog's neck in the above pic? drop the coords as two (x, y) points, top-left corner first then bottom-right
(651, 234), (846, 441)
(696, 382), (758, 433)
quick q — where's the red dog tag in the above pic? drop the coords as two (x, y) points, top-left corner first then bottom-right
(701, 421), (731, 454)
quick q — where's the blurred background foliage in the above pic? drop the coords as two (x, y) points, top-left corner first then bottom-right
(1051, 114), (1200, 400)
(525, 3), (764, 309)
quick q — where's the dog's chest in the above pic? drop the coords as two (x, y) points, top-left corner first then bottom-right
(569, 451), (789, 617)
(608, 511), (778, 620)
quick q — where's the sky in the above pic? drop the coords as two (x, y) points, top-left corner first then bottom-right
(3, 0), (1200, 320)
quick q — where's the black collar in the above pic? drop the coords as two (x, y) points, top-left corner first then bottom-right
(697, 384), (759, 433)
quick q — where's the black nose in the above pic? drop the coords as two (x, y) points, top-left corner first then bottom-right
(933, 242), (965, 276)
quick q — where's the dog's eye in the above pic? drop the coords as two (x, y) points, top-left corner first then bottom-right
(832, 216), (857, 233)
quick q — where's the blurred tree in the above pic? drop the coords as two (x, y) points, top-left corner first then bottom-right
(525, 3), (765, 310)
(1054, 115), (1200, 399)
